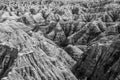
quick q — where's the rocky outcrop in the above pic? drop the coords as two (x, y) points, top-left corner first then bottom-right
(0, 20), (77, 80)
(1, 0), (120, 80)
(65, 45), (83, 61)
(72, 36), (120, 80)
(0, 45), (18, 80)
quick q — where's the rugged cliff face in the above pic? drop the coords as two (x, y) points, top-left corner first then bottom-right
(0, 0), (120, 80)
(0, 21), (77, 80)
(0, 45), (18, 79)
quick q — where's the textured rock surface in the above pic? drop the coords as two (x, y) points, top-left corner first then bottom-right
(1, 0), (120, 80)
(0, 21), (77, 80)
(0, 45), (18, 79)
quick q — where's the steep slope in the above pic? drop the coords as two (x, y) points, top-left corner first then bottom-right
(0, 20), (77, 80)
